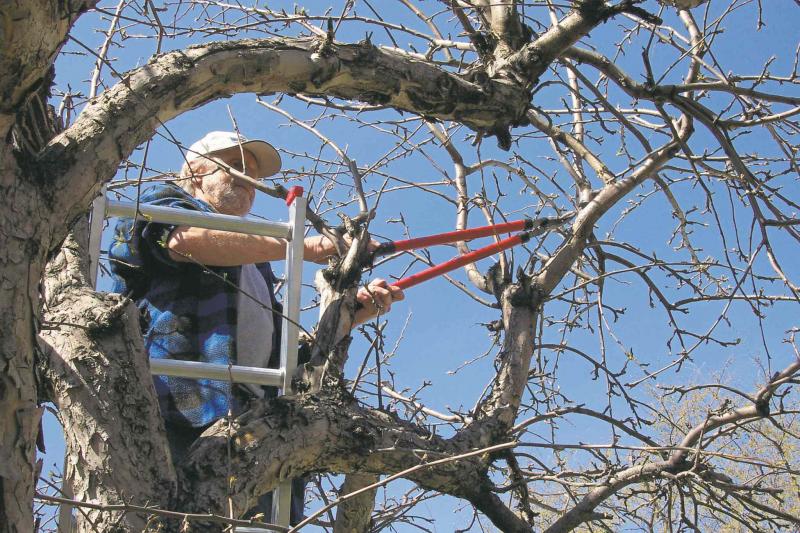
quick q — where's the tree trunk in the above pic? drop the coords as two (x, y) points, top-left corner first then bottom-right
(0, 144), (49, 532)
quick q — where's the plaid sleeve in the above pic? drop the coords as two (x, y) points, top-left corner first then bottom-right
(137, 188), (210, 270)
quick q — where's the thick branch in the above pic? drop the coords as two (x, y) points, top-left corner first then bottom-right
(177, 396), (527, 531)
(490, 0), (645, 85)
(39, 36), (530, 242)
(38, 224), (176, 532)
(462, 276), (540, 444)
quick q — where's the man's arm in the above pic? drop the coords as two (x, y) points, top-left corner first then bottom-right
(166, 226), (336, 265)
(166, 227), (404, 324)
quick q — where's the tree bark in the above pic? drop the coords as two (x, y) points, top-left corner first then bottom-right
(39, 226), (176, 532)
(0, 1), (96, 136)
(0, 1), (96, 522)
(175, 394), (530, 530)
(333, 473), (378, 533)
(0, 143), (50, 532)
(460, 275), (540, 447)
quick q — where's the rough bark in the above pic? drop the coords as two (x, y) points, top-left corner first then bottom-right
(0, 0), (96, 135)
(0, 143), (51, 532)
(0, 1), (98, 525)
(38, 225), (176, 532)
(486, 0), (652, 88)
(293, 228), (371, 394)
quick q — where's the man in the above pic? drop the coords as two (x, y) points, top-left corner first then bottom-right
(109, 131), (403, 523)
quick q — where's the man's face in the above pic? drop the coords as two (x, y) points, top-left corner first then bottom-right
(193, 148), (260, 216)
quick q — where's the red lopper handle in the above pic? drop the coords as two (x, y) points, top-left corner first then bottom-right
(391, 232), (530, 290)
(378, 219), (532, 256)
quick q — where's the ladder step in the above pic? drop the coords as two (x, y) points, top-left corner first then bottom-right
(107, 200), (291, 238)
(149, 359), (283, 387)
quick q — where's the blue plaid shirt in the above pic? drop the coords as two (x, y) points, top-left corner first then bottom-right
(109, 183), (282, 428)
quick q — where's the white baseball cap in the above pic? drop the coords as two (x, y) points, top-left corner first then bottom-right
(185, 131), (282, 178)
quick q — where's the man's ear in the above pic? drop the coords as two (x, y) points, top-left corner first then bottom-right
(189, 161), (207, 191)
(191, 173), (203, 191)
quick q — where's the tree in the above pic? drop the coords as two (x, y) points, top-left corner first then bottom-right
(2, 0), (799, 531)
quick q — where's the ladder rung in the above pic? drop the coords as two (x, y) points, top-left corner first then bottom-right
(149, 359), (283, 387)
(107, 200), (292, 238)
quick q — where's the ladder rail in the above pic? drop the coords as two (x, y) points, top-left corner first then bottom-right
(88, 186), (108, 286)
(271, 195), (306, 526)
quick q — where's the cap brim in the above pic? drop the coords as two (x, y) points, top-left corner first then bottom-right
(241, 140), (282, 178)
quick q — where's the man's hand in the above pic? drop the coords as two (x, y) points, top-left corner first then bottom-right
(353, 278), (404, 325)
(306, 234), (381, 264)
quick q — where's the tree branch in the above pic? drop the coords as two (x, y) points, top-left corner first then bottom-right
(39, 36), (531, 243)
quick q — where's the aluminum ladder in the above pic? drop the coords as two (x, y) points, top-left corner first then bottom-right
(79, 186), (306, 531)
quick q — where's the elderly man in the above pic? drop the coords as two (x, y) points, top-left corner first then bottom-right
(109, 131), (402, 523)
